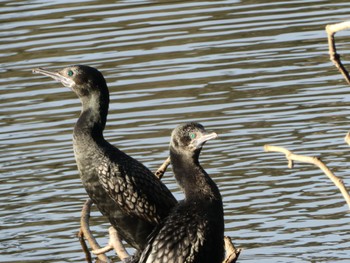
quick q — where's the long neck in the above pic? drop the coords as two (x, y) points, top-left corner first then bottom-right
(74, 90), (109, 142)
(170, 147), (222, 202)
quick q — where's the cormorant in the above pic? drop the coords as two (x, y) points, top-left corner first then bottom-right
(33, 65), (177, 252)
(138, 122), (225, 263)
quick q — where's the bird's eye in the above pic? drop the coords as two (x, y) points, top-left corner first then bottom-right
(189, 133), (196, 139)
(67, 70), (74, 77)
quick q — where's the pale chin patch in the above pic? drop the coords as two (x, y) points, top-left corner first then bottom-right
(61, 77), (75, 88)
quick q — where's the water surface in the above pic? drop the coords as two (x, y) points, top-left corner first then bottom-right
(2, 0), (350, 262)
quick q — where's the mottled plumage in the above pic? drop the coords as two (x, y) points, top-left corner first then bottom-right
(139, 122), (224, 263)
(33, 65), (177, 251)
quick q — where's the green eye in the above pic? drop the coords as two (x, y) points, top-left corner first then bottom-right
(189, 133), (196, 139)
(67, 70), (74, 77)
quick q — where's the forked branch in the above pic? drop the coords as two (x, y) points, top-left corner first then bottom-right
(78, 199), (110, 263)
(326, 21), (350, 84)
(264, 144), (350, 209)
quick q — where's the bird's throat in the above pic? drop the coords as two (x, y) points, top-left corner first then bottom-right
(74, 93), (109, 142)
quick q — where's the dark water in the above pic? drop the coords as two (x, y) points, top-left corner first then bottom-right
(2, 0), (350, 262)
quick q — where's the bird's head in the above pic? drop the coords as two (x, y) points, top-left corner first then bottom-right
(170, 122), (217, 155)
(33, 65), (108, 99)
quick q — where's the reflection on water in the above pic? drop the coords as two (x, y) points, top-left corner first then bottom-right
(2, 0), (350, 262)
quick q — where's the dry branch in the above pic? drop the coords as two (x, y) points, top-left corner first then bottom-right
(326, 21), (350, 84)
(223, 236), (242, 263)
(79, 200), (130, 262)
(345, 132), (350, 146)
(92, 227), (130, 260)
(79, 199), (110, 263)
(264, 144), (350, 209)
(154, 156), (171, 179)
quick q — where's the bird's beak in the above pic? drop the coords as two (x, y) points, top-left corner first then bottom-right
(193, 132), (218, 149)
(32, 68), (75, 88)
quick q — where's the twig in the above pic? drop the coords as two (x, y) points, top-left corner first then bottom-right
(264, 144), (350, 209)
(80, 200), (131, 262)
(154, 156), (171, 179)
(345, 132), (350, 146)
(326, 21), (350, 84)
(79, 199), (110, 263)
(92, 227), (130, 261)
(78, 228), (92, 263)
(223, 236), (241, 263)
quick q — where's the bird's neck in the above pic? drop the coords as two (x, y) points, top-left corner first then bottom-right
(170, 148), (222, 202)
(73, 92), (109, 143)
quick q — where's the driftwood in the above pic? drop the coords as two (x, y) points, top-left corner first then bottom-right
(264, 145), (350, 209)
(326, 21), (350, 84)
(78, 157), (241, 262)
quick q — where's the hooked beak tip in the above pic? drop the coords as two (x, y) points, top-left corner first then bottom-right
(194, 132), (218, 149)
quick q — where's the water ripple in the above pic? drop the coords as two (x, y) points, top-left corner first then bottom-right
(2, 0), (350, 262)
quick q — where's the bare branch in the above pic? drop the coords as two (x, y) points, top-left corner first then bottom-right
(223, 236), (242, 263)
(345, 132), (350, 146)
(264, 144), (350, 209)
(78, 228), (92, 263)
(80, 199), (130, 262)
(154, 156), (171, 179)
(92, 227), (130, 261)
(109, 227), (130, 260)
(79, 199), (110, 263)
(326, 21), (350, 84)
(326, 21), (350, 35)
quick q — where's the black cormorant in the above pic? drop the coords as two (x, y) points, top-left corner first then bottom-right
(33, 65), (177, 252)
(138, 122), (224, 263)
